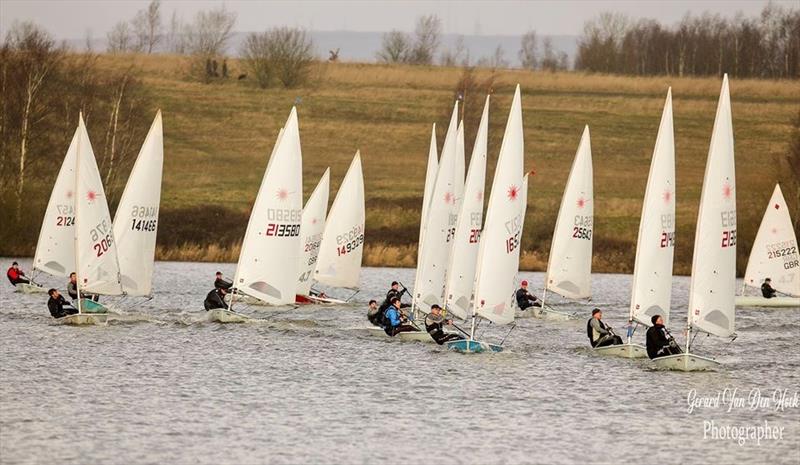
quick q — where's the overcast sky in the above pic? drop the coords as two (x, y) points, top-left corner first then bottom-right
(1, 0), (793, 39)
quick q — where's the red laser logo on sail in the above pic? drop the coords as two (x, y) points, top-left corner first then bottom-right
(663, 190), (672, 204)
(576, 197), (586, 209)
(276, 188), (288, 201)
(86, 190), (97, 203)
(722, 183), (733, 200)
(444, 191), (454, 204)
(507, 185), (519, 201)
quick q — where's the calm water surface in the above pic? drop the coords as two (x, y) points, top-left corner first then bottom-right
(1, 259), (798, 465)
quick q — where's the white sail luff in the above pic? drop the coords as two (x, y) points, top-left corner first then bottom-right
(454, 120), (466, 208)
(412, 102), (459, 313)
(688, 75), (737, 339)
(75, 116), (123, 296)
(314, 153), (365, 289)
(33, 128), (78, 278)
(416, 124), (439, 266)
(629, 90), (676, 326)
(232, 110), (302, 305)
(445, 96), (489, 320)
(473, 85), (525, 326)
(297, 169), (330, 295)
(112, 111), (164, 296)
(545, 126), (594, 300)
(742, 184), (799, 297)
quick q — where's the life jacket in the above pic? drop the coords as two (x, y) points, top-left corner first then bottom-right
(7, 267), (20, 284)
(586, 318), (607, 345)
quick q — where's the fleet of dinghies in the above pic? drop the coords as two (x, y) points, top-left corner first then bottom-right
(16, 76), (795, 369)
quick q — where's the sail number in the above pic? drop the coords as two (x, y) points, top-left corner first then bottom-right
(266, 223), (300, 237)
(572, 227), (592, 240)
(446, 227), (456, 242)
(56, 216), (75, 226)
(768, 246), (797, 259)
(505, 231), (521, 253)
(90, 220), (114, 257)
(721, 229), (737, 247)
(469, 229), (481, 243)
(337, 234), (364, 256)
(131, 219), (157, 232)
(55, 205), (74, 227)
(660, 231), (675, 248)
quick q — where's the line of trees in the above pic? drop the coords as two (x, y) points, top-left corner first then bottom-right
(0, 22), (152, 237)
(575, 4), (800, 78)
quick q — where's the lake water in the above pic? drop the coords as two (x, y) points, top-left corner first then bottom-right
(1, 259), (798, 464)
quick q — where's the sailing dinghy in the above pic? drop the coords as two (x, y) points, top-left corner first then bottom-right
(652, 75), (737, 371)
(448, 85), (527, 353)
(65, 115), (124, 325)
(112, 111), (164, 299)
(736, 184), (799, 307)
(295, 169), (331, 303)
(534, 126), (593, 320)
(29, 128), (81, 294)
(215, 108), (303, 322)
(310, 152), (365, 303)
(595, 90), (675, 358)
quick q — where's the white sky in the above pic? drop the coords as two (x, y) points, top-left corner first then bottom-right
(1, 0), (793, 39)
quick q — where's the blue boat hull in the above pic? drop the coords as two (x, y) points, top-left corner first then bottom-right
(446, 340), (503, 353)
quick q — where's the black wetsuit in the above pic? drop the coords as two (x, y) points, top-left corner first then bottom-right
(68, 281), (98, 302)
(215, 277), (233, 291)
(587, 318), (622, 347)
(48, 295), (79, 319)
(645, 324), (681, 359)
(515, 288), (541, 310)
(204, 289), (227, 311)
(761, 282), (777, 298)
(424, 313), (464, 345)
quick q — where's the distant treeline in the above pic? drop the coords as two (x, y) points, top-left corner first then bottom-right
(575, 4), (800, 79)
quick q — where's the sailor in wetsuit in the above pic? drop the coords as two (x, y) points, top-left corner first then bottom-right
(645, 314), (682, 359)
(761, 278), (777, 298)
(204, 287), (228, 311)
(424, 304), (464, 345)
(587, 308), (622, 348)
(515, 280), (541, 310)
(47, 289), (79, 319)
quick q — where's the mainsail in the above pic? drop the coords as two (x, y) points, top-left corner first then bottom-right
(314, 153), (365, 289)
(687, 75), (737, 339)
(629, 90), (676, 326)
(112, 111), (164, 296)
(416, 124), (439, 266)
(473, 86), (526, 326)
(742, 184), (799, 297)
(445, 96), (489, 320)
(297, 169), (330, 296)
(232, 108), (303, 305)
(545, 126), (593, 300)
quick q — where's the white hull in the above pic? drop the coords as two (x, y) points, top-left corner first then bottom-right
(55, 313), (108, 326)
(15, 283), (47, 294)
(225, 293), (269, 306)
(365, 327), (433, 342)
(208, 309), (250, 323)
(522, 306), (578, 321)
(593, 343), (647, 359)
(651, 353), (720, 371)
(735, 295), (799, 308)
(295, 294), (348, 305)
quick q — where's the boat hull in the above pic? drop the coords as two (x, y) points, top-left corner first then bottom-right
(735, 295), (799, 308)
(16, 283), (47, 294)
(224, 293), (268, 306)
(80, 299), (110, 313)
(365, 327), (432, 342)
(208, 309), (250, 323)
(295, 294), (347, 305)
(593, 343), (648, 358)
(56, 313), (108, 325)
(446, 339), (503, 353)
(651, 353), (720, 371)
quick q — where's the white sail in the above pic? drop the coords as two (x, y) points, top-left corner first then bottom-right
(454, 120), (466, 207)
(33, 128), (78, 278)
(630, 90), (676, 326)
(412, 102), (459, 312)
(743, 184), (799, 297)
(112, 111), (164, 296)
(314, 153), (365, 289)
(232, 108), (303, 305)
(545, 126), (593, 300)
(445, 96), (489, 320)
(75, 116), (122, 296)
(416, 124), (438, 266)
(297, 169), (330, 295)
(688, 75), (737, 339)
(473, 86), (525, 326)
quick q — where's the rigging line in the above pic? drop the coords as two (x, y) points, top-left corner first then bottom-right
(499, 324), (516, 346)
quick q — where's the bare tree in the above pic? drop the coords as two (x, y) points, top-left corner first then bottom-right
(478, 44), (508, 69)
(540, 38), (568, 71)
(241, 27), (315, 88)
(519, 30), (538, 69)
(440, 35), (468, 67)
(107, 21), (135, 53)
(166, 11), (186, 54)
(408, 14), (442, 65)
(132, 0), (162, 54)
(184, 6), (237, 57)
(377, 30), (410, 63)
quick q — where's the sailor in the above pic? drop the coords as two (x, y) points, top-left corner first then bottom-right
(761, 278), (777, 298)
(47, 288), (79, 319)
(383, 297), (419, 336)
(515, 280), (541, 310)
(377, 281), (411, 320)
(424, 304), (464, 345)
(6, 261), (31, 286)
(68, 272), (98, 302)
(204, 287), (228, 311)
(214, 271), (233, 291)
(645, 314), (681, 359)
(367, 299), (383, 327)
(587, 308), (622, 347)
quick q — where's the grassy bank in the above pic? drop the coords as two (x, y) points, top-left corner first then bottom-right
(10, 54), (800, 274)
